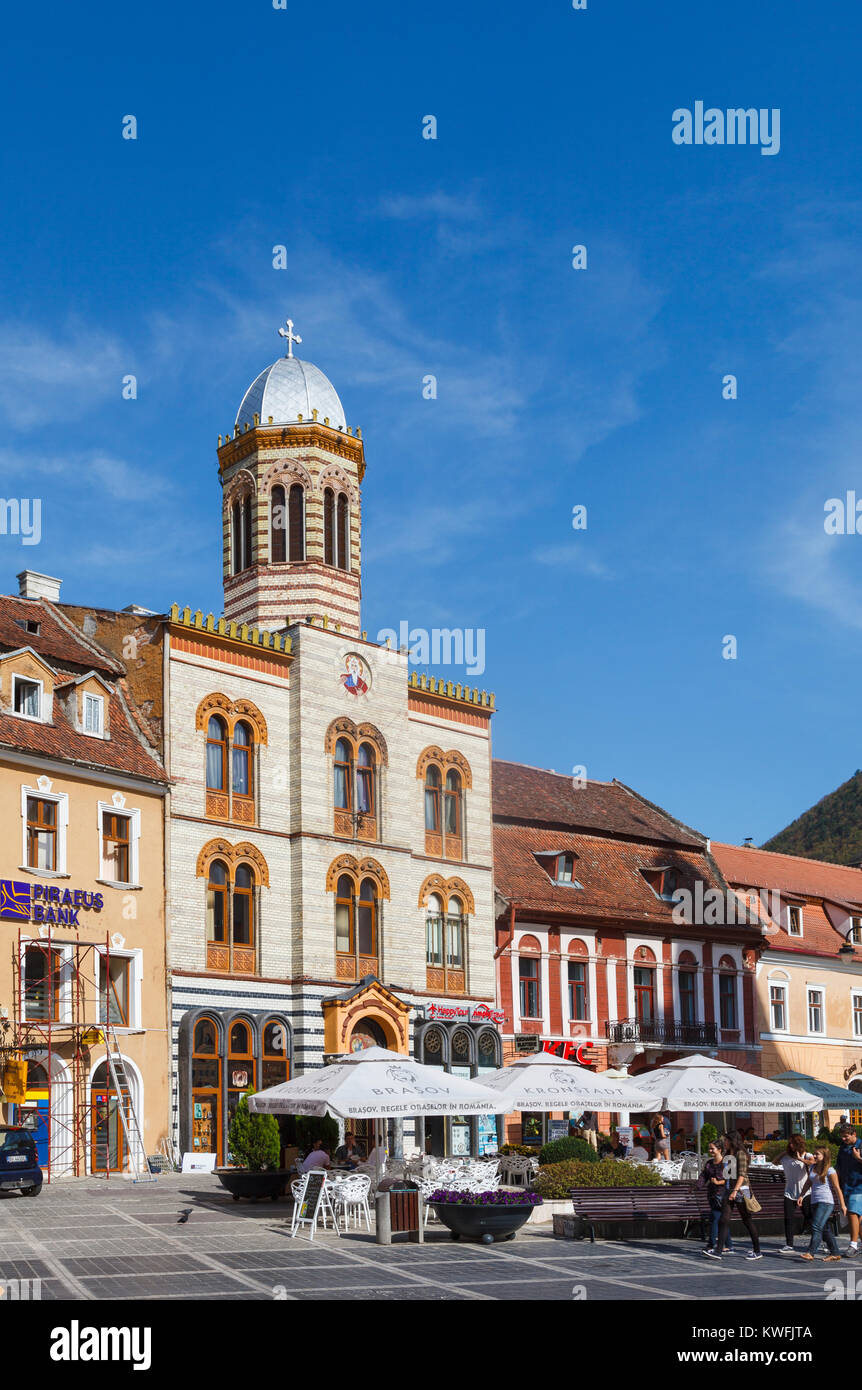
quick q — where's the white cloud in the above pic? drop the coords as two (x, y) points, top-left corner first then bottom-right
(533, 544), (614, 579)
(0, 322), (125, 430)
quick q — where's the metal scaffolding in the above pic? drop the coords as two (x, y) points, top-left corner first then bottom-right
(2, 929), (122, 1181)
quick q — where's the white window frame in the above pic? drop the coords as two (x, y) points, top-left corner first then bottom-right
(13, 674), (43, 722)
(83, 692), (104, 737)
(97, 802), (142, 888)
(787, 904), (804, 937)
(769, 981), (788, 1033)
(807, 985), (825, 1036)
(511, 929), (548, 1026)
(20, 784), (69, 875)
(19, 939), (74, 1024)
(853, 991), (862, 1040)
(850, 918), (862, 946)
(94, 945), (142, 1031)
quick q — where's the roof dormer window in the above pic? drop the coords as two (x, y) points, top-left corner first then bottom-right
(555, 853), (576, 884)
(15, 618), (40, 636)
(787, 905), (803, 937)
(13, 676), (41, 720)
(641, 867), (680, 901)
(84, 693), (104, 737)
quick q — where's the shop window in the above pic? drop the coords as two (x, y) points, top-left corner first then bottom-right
(191, 1017), (221, 1165)
(99, 955), (131, 1027)
(227, 1019), (256, 1136)
(262, 1019), (290, 1090)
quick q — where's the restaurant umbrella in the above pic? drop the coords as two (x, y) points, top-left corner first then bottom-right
(628, 1054), (823, 1159)
(479, 1051), (655, 1130)
(248, 1046), (507, 1189)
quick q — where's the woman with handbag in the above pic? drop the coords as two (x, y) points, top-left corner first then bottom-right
(707, 1131), (762, 1260)
(798, 1144), (846, 1262)
(700, 1140), (735, 1256)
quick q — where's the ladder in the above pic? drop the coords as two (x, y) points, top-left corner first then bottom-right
(103, 1024), (156, 1182)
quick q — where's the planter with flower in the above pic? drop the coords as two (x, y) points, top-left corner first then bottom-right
(430, 1188), (543, 1244)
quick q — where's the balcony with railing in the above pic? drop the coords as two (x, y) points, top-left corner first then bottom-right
(605, 1017), (718, 1048)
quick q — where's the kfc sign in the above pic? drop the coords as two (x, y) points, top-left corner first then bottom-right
(542, 1039), (597, 1067)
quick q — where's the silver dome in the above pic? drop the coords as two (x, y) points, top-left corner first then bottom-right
(235, 356), (346, 432)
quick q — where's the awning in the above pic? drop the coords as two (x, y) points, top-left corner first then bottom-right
(771, 1071), (862, 1111)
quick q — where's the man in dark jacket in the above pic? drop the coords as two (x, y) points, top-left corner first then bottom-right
(836, 1125), (862, 1257)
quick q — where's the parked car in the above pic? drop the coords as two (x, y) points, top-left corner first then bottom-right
(0, 1124), (42, 1196)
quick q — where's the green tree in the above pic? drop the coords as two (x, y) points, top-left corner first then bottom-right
(227, 1088), (281, 1171)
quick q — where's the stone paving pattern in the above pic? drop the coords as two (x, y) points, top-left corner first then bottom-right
(0, 1174), (851, 1301)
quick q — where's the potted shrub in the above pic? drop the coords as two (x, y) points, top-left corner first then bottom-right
(430, 1189), (543, 1244)
(215, 1088), (288, 1201)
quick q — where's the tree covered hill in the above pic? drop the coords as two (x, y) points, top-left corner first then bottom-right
(762, 770), (862, 867)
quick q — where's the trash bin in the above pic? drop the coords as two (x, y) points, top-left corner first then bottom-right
(375, 1179), (424, 1245)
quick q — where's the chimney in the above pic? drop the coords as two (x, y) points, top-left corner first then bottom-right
(17, 571), (62, 602)
(743, 837), (755, 849)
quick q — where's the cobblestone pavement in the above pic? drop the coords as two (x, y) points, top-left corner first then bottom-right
(0, 1175), (851, 1301)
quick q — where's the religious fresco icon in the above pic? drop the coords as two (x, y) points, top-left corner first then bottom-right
(340, 653), (369, 697)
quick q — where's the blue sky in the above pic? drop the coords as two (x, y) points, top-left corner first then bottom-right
(1, 0), (861, 846)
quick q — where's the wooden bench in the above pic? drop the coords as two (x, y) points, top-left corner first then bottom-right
(568, 1173), (785, 1243)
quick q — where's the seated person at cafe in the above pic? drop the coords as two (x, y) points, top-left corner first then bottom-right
(628, 1140), (650, 1164)
(602, 1131), (629, 1159)
(334, 1136), (362, 1167)
(300, 1139), (331, 1172)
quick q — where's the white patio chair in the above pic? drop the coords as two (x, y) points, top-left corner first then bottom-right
(331, 1174), (373, 1232)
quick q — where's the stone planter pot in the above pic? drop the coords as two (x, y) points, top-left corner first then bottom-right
(214, 1168), (290, 1202)
(432, 1200), (539, 1244)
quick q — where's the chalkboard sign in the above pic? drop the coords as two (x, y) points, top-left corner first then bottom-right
(547, 1120), (569, 1143)
(290, 1170), (335, 1240)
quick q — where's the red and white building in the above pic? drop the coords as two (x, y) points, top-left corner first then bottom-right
(492, 761), (763, 1142)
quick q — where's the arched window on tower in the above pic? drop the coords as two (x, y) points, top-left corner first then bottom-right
(334, 738), (353, 811)
(324, 488), (335, 566)
(357, 743), (375, 817)
(242, 496), (253, 570)
(231, 501), (242, 574)
(337, 493), (349, 571)
(270, 485), (286, 563)
(288, 483), (305, 561)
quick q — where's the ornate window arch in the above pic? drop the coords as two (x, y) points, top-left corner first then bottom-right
(195, 695), (267, 825)
(197, 843), (266, 975)
(417, 747), (472, 861)
(327, 854), (388, 982)
(325, 718), (387, 841)
(417, 874), (475, 915)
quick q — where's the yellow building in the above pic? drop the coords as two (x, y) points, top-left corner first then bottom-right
(714, 842), (862, 1135)
(0, 572), (170, 1177)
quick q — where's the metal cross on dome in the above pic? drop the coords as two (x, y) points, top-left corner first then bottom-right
(278, 318), (302, 358)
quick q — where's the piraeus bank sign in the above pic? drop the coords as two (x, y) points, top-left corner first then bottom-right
(0, 880), (104, 926)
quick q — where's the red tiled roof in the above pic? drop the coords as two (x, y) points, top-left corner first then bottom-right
(715, 843), (862, 960)
(0, 691), (166, 784)
(494, 822), (728, 924)
(713, 842), (862, 907)
(492, 759), (704, 847)
(0, 596), (122, 675)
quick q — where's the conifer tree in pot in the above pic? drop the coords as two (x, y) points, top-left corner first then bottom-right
(216, 1088), (287, 1201)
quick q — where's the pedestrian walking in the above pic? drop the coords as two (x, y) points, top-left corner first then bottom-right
(798, 1144), (846, 1262)
(651, 1112), (671, 1160)
(700, 1140), (735, 1256)
(777, 1133), (813, 1253)
(707, 1131), (762, 1260)
(836, 1124), (862, 1257)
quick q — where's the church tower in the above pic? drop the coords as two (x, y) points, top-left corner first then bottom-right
(219, 320), (364, 635)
